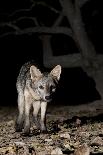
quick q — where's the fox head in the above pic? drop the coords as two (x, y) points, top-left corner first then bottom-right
(30, 65), (61, 102)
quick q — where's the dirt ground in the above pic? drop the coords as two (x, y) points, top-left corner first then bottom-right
(0, 100), (103, 155)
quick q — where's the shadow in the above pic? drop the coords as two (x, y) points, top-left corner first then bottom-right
(53, 67), (101, 105)
(63, 113), (103, 128)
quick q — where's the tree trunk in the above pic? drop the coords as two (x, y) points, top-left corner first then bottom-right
(41, 35), (82, 68)
(60, 0), (97, 73)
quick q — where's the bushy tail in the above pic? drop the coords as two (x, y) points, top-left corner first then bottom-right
(16, 60), (35, 90)
(19, 60), (35, 76)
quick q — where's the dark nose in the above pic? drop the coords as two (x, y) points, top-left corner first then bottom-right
(45, 95), (51, 100)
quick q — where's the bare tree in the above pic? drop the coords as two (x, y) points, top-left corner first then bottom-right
(0, 0), (102, 69)
(0, 0), (103, 101)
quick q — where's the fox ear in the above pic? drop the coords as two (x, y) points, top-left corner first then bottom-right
(50, 65), (61, 80)
(30, 65), (42, 80)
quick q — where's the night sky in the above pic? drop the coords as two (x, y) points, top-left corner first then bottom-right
(0, 0), (102, 106)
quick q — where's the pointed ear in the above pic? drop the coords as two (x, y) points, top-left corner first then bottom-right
(50, 65), (61, 80)
(30, 65), (42, 80)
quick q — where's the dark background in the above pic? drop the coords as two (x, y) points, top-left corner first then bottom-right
(0, 0), (102, 106)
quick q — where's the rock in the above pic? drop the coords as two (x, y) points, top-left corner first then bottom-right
(45, 138), (53, 142)
(74, 143), (90, 155)
(14, 141), (25, 146)
(7, 120), (14, 126)
(91, 136), (103, 146)
(60, 132), (70, 140)
(51, 147), (63, 154)
(76, 118), (81, 126)
(45, 138), (53, 145)
(64, 143), (71, 148)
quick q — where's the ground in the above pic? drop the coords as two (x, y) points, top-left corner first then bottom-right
(0, 101), (103, 155)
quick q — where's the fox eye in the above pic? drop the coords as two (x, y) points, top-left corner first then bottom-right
(39, 85), (44, 89)
(51, 85), (56, 92)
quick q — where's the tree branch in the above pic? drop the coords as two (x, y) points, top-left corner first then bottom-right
(53, 13), (64, 27)
(78, 0), (90, 8)
(0, 24), (73, 38)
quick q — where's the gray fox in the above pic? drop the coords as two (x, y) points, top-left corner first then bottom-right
(15, 61), (61, 135)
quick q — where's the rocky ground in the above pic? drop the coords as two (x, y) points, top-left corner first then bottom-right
(0, 101), (103, 155)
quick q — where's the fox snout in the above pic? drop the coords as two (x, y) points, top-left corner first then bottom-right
(45, 95), (52, 102)
(45, 95), (51, 100)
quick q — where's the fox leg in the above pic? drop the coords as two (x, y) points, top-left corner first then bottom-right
(15, 92), (24, 132)
(40, 101), (47, 132)
(23, 95), (32, 135)
(33, 101), (41, 129)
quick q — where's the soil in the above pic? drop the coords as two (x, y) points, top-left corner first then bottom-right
(0, 100), (103, 155)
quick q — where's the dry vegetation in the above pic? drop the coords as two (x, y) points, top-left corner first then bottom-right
(0, 102), (103, 155)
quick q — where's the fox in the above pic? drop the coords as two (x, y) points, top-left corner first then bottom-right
(15, 61), (61, 135)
